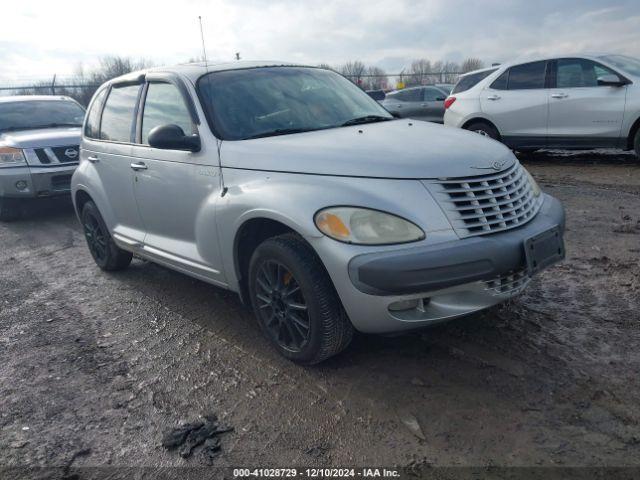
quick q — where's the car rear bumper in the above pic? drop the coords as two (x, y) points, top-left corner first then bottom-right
(0, 165), (77, 198)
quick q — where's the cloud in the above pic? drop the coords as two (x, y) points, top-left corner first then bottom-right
(0, 0), (638, 82)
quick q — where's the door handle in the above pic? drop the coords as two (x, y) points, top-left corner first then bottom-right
(487, 94), (501, 101)
(87, 155), (99, 163)
(551, 93), (569, 99)
(130, 162), (148, 171)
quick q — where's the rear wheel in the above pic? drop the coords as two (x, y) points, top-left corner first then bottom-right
(465, 121), (500, 141)
(634, 128), (640, 158)
(248, 233), (353, 364)
(0, 197), (21, 222)
(81, 201), (132, 271)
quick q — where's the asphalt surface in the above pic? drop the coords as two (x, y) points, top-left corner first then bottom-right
(0, 151), (639, 476)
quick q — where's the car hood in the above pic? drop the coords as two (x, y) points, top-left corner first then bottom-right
(220, 120), (516, 179)
(0, 127), (82, 149)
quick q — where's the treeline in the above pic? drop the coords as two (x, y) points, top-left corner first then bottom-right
(327, 57), (485, 90)
(14, 56), (153, 106)
(12, 55), (486, 105)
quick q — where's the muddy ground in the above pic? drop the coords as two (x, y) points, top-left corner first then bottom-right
(0, 151), (639, 477)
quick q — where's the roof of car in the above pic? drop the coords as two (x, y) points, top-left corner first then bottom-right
(460, 52), (620, 77)
(0, 95), (75, 104)
(107, 60), (311, 86)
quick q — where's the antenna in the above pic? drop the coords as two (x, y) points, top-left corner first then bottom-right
(197, 16), (227, 196)
(198, 16), (208, 69)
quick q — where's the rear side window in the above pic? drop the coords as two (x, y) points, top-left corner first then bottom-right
(451, 69), (497, 94)
(141, 83), (194, 144)
(391, 89), (423, 101)
(507, 61), (547, 90)
(490, 70), (509, 90)
(99, 84), (141, 142)
(84, 88), (108, 139)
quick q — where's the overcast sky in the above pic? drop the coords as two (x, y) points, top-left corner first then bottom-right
(1, 0), (638, 83)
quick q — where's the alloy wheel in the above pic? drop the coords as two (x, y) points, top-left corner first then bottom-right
(255, 260), (311, 352)
(83, 214), (108, 263)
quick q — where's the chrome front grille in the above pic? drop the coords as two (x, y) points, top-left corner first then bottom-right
(431, 162), (542, 238)
(485, 269), (531, 296)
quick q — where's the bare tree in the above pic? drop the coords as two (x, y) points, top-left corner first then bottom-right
(439, 61), (461, 83)
(13, 56), (154, 106)
(318, 63), (335, 71)
(338, 60), (367, 87)
(363, 66), (388, 90)
(460, 57), (485, 74)
(405, 59), (432, 86)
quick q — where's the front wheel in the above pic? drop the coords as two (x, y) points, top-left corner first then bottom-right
(81, 201), (132, 271)
(248, 234), (353, 364)
(0, 197), (21, 222)
(634, 128), (640, 159)
(465, 121), (500, 141)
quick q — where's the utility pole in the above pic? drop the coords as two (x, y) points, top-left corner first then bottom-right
(51, 74), (56, 95)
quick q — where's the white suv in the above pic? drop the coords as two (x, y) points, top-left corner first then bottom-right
(444, 54), (640, 156)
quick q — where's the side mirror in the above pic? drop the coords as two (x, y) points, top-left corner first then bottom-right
(148, 124), (201, 152)
(435, 96), (447, 101)
(389, 111), (402, 118)
(597, 74), (626, 87)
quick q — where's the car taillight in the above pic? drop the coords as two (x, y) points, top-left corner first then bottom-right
(444, 97), (456, 109)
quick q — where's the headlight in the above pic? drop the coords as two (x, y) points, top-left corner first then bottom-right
(525, 169), (541, 197)
(314, 207), (425, 245)
(0, 147), (26, 167)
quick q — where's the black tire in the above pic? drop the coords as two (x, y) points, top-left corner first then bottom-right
(634, 128), (640, 159)
(465, 121), (500, 141)
(0, 197), (21, 222)
(81, 201), (132, 271)
(248, 233), (353, 364)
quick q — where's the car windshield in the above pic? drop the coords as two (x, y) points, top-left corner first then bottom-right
(197, 67), (393, 140)
(599, 55), (640, 77)
(0, 100), (85, 133)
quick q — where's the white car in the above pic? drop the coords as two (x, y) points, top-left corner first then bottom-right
(443, 54), (640, 156)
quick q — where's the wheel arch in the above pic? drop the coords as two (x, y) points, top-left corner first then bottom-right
(74, 189), (94, 217)
(627, 115), (640, 150)
(461, 117), (502, 140)
(233, 217), (304, 304)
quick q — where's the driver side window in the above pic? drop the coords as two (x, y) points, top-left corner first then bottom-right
(141, 82), (194, 145)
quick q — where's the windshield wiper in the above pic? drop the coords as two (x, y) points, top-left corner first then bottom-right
(244, 128), (319, 140)
(341, 115), (392, 127)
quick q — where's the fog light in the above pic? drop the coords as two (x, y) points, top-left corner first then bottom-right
(15, 180), (28, 191)
(389, 299), (419, 311)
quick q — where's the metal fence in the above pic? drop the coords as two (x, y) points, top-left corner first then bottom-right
(0, 71), (464, 104)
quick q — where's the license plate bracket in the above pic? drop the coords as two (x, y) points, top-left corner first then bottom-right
(524, 226), (565, 274)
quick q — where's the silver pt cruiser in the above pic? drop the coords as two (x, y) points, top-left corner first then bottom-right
(71, 62), (566, 364)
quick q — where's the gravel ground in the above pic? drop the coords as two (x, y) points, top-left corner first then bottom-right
(0, 151), (639, 477)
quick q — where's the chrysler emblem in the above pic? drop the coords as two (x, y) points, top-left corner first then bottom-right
(471, 160), (506, 171)
(64, 148), (79, 159)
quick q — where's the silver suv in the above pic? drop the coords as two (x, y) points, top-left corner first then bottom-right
(444, 54), (640, 156)
(0, 96), (85, 220)
(72, 62), (566, 364)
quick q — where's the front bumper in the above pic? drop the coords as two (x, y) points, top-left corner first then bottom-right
(0, 165), (77, 198)
(349, 194), (565, 296)
(316, 194), (565, 334)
